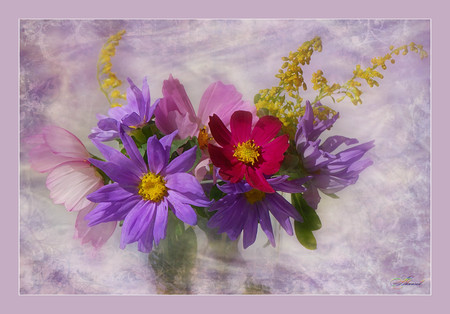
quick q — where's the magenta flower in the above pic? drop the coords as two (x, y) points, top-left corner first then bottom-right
(208, 176), (309, 248)
(295, 101), (374, 208)
(208, 111), (289, 193)
(90, 77), (158, 141)
(86, 128), (211, 253)
(27, 126), (116, 248)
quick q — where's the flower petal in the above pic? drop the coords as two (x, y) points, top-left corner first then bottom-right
(42, 126), (90, 159)
(153, 198), (169, 246)
(120, 200), (156, 249)
(265, 195), (294, 235)
(198, 81), (255, 127)
(146, 135), (168, 174)
(208, 114), (233, 147)
(230, 110), (252, 143)
(165, 173), (211, 207)
(86, 195), (141, 225)
(167, 193), (197, 225)
(242, 207), (259, 249)
(164, 146), (197, 175)
(75, 203), (117, 249)
(251, 115), (283, 146)
(46, 161), (103, 211)
(119, 128), (147, 173)
(87, 183), (135, 203)
(245, 167), (274, 193)
(256, 201), (275, 247)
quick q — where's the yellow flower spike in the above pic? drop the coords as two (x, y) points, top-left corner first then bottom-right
(96, 29), (126, 106)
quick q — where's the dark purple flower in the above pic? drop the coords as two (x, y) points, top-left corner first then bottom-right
(90, 77), (159, 141)
(86, 128), (210, 253)
(207, 176), (309, 248)
(295, 101), (374, 209)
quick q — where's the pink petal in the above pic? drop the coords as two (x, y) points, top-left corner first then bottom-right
(46, 161), (103, 211)
(74, 203), (117, 249)
(162, 75), (197, 119)
(194, 156), (211, 182)
(42, 126), (90, 159)
(198, 81), (256, 127)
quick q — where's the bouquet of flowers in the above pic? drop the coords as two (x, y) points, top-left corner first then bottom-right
(26, 30), (427, 255)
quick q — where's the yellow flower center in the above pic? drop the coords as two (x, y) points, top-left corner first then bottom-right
(138, 172), (168, 202)
(198, 126), (211, 150)
(233, 140), (261, 165)
(244, 189), (266, 204)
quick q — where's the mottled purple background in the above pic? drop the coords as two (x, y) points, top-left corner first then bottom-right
(19, 19), (430, 295)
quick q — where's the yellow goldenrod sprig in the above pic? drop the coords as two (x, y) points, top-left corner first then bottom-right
(96, 30), (127, 107)
(255, 37), (335, 138)
(255, 37), (428, 139)
(336, 42), (428, 105)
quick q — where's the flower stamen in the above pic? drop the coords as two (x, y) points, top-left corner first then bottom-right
(138, 172), (167, 202)
(233, 140), (261, 165)
(198, 126), (211, 150)
(244, 189), (266, 204)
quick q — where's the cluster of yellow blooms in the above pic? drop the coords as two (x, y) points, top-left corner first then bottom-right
(255, 37), (336, 138)
(255, 37), (428, 138)
(96, 30), (127, 108)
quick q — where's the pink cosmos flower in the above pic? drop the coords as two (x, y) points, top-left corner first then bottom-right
(154, 75), (256, 180)
(27, 126), (116, 248)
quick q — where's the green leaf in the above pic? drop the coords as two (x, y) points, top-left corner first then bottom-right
(294, 221), (317, 250)
(170, 137), (191, 157)
(291, 193), (322, 231)
(209, 184), (225, 201)
(325, 193), (340, 199)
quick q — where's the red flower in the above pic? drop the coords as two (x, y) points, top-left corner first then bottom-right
(208, 111), (289, 193)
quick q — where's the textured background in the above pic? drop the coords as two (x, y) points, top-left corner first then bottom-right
(19, 19), (430, 295)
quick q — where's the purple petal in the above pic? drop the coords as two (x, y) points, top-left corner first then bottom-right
(242, 207), (258, 249)
(127, 77), (146, 118)
(87, 183), (135, 203)
(122, 112), (142, 127)
(119, 128), (147, 173)
(153, 199), (169, 245)
(266, 193), (302, 222)
(217, 181), (252, 194)
(320, 135), (359, 153)
(164, 146), (197, 175)
(90, 140), (143, 179)
(303, 184), (321, 209)
(165, 173), (211, 207)
(120, 200), (156, 249)
(89, 158), (140, 192)
(167, 194), (197, 225)
(256, 201), (275, 247)
(86, 195), (141, 225)
(98, 118), (120, 131)
(268, 176), (310, 194)
(146, 136), (168, 174)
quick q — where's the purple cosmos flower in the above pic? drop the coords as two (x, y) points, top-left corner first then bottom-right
(90, 77), (159, 141)
(295, 101), (375, 209)
(86, 128), (211, 253)
(207, 176), (309, 248)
